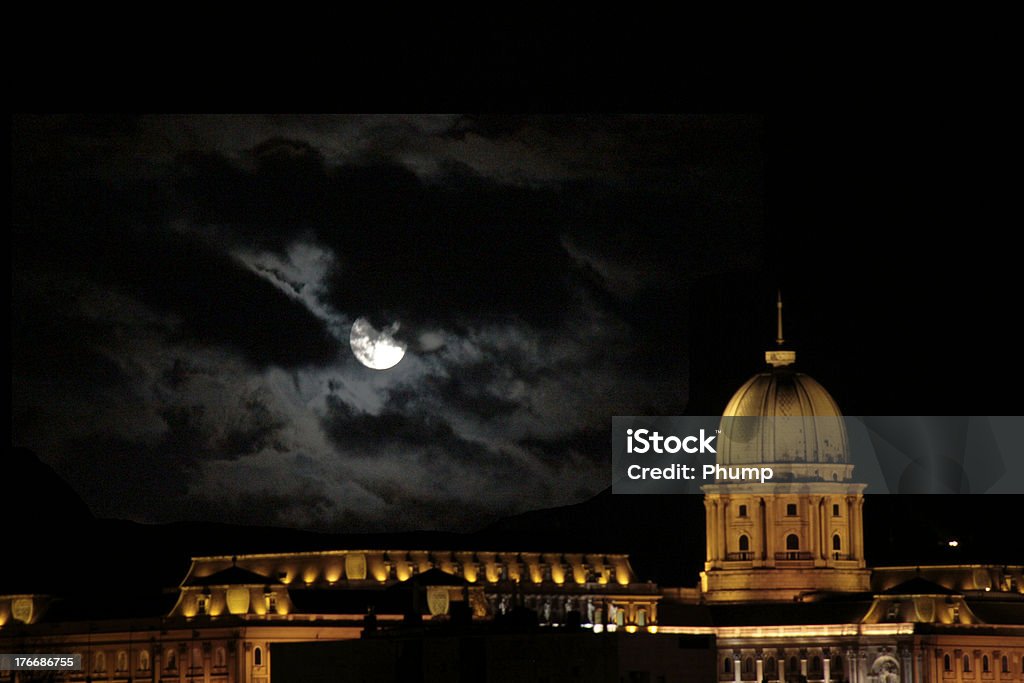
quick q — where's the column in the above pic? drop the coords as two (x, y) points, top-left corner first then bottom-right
(706, 499), (715, 563)
(859, 650), (869, 683)
(824, 656), (832, 683)
(779, 650), (786, 683)
(819, 498), (827, 560)
(846, 649), (856, 683)
(719, 499), (728, 563)
(808, 496), (819, 559)
(856, 498), (866, 563)
(847, 496), (857, 561)
(757, 655), (764, 683)
(751, 499), (761, 564)
(734, 652), (742, 683)
(801, 650), (809, 678)
(765, 498), (776, 566)
(824, 498), (833, 562)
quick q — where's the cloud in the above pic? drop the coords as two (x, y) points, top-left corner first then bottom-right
(12, 114), (763, 532)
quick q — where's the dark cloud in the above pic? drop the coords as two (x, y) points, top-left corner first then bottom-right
(12, 114), (765, 532)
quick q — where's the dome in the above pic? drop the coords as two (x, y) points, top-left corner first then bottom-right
(717, 355), (853, 480)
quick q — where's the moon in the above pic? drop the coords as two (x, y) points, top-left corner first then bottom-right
(350, 318), (407, 370)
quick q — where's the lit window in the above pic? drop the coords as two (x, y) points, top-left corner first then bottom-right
(738, 505), (747, 517)
(786, 504), (797, 516)
(139, 651), (150, 672)
(94, 653), (106, 673)
(197, 597), (207, 615)
(116, 652), (127, 672)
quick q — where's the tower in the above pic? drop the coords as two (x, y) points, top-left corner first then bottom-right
(700, 293), (870, 601)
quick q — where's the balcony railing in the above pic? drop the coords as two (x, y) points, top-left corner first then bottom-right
(726, 552), (755, 560)
(775, 551), (813, 561)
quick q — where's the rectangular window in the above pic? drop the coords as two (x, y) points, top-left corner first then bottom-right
(738, 505), (747, 517)
(832, 504), (840, 517)
(786, 503), (797, 516)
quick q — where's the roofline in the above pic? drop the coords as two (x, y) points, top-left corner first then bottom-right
(874, 564), (1024, 571)
(188, 549), (634, 562)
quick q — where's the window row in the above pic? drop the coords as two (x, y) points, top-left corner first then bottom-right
(724, 655), (841, 675)
(736, 503), (845, 517)
(943, 654), (1011, 674)
(78, 648), (232, 673)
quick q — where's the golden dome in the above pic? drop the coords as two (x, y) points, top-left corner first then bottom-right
(718, 363), (852, 479)
(716, 294), (853, 480)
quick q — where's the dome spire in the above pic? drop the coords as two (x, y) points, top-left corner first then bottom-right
(776, 289), (785, 345)
(766, 290), (796, 367)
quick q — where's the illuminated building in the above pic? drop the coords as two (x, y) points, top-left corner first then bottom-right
(0, 551), (660, 682)
(658, 295), (1024, 683)
(2, 296), (1022, 683)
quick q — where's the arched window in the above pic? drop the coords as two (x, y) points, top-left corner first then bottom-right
(944, 654), (951, 672)
(812, 656), (821, 672)
(254, 647), (263, 667)
(1001, 656), (1009, 673)
(739, 535), (750, 552)
(116, 652), (127, 672)
(724, 658), (732, 673)
(786, 534), (800, 550)
(166, 651), (176, 671)
(766, 657), (776, 674)
(963, 654), (971, 672)
(191, 648), (202, 669)
(833, 534), (842, 551)
(139, 651), (150, 672)
(744, 657), (753, 674)
(790, 657), (799, 673)
(834, 655), (843, 671)
(95, 652), (106, 673)
(982, 656), (989, 673)
(215, 648), (226, 668)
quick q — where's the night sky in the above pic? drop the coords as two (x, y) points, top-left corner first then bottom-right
(11, 114), (1018, 535)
